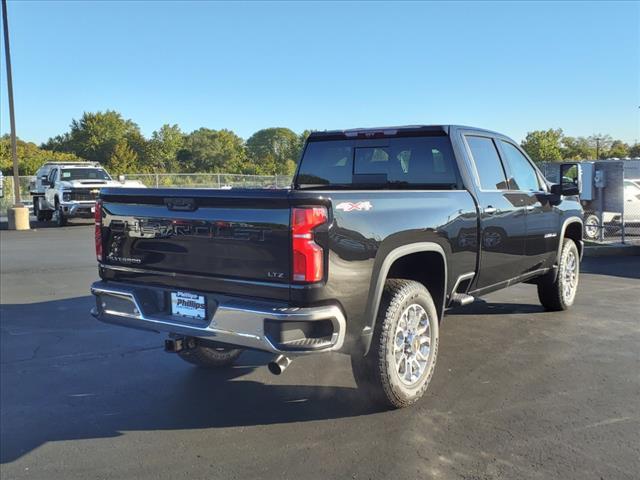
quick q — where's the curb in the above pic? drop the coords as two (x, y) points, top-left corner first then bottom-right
(584, 244), (640, 257)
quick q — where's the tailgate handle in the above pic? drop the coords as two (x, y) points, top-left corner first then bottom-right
(165, 198), (197, 211)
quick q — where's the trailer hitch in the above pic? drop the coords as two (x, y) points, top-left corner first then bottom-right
(164, 336), (197, 353)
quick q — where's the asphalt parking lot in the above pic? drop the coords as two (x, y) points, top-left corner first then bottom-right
(1, 222), (639, 480)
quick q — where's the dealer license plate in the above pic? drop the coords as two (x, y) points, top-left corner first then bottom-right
(171, 291), (206, 320)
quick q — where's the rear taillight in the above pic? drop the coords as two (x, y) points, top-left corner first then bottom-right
(292, 206), (327, 283)
(95, 200), (103, 262)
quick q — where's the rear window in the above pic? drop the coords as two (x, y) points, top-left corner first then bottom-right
(296, 136), (459, 188)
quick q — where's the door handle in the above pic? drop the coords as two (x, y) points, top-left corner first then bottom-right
(483, 206), (497, 215)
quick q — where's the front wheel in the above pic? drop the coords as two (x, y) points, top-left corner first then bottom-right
(33, 197), (50, 222)
(537, 238), (580, 311)
(584, 214), (599, 240)
(351, 279), (439, 409)
(54, 202), (67, 227)
(178, 344), (243, 369)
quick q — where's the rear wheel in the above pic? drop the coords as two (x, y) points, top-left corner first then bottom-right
(351, 279), (439, 409)
(537, 238), (580, 311)
(178, 344), (243, 369)
(33, 197), (49, 222)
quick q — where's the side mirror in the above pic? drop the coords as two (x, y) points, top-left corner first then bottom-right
(118, 175), (125, 183)
(551, 162), (580, 196)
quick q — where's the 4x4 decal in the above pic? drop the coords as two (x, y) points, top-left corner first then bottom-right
(335, 201), (373, 212)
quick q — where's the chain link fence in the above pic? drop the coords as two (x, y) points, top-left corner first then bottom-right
(6, 168), (638, 245)
(0, 175), (34, 214)
(123, 173), (292, 189)
(0, 173), (293, 214)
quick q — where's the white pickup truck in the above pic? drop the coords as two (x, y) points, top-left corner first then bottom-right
(30, 162), (145, 226)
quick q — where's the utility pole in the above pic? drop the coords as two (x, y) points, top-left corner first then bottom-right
(595, 137), (600, 160)
(2, 0), (19, 204)
(2, 0), (29, 229)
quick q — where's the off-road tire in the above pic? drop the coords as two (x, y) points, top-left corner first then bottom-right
(537, 238), (580, 311)
(351, 279), (439, 409)
(178, 344), (243, 369)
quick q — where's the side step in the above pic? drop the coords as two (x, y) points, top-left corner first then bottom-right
(449, 293), (475, 307)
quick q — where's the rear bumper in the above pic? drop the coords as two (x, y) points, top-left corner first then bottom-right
(90, 281), (345, 355)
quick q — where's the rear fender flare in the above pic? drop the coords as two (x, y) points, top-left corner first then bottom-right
(361, 242), (447, 355)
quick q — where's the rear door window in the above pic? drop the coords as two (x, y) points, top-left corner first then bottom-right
(354, 137), (458, 186)
(465, 136), (509, 190)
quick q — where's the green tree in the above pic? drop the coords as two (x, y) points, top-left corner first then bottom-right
(146, 124), (184, 172)
(1, 135), (79, 175)
(108, 140), (138, 175)
(246, 128), (300, 175)
(521, 129), (564, 163)
(606, 140), (629, 159)
(125, 130), (150, 171)
(561, 136), (595, 160)
(629, 143), (640, 158)
(43, 110), (143, 166)
(588, 134), (613, 159)
(179, 128), (246, 172)
(41, 132), (73, 152)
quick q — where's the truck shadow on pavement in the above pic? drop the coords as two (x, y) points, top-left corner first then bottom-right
(2, 255), (635, 464)
(0, 297), (382, 464)
(0, 218), (92, 230)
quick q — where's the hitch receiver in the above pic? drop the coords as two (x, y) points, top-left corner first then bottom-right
(164, 337), (197, 353)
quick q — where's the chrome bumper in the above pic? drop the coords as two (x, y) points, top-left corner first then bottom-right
(61, 201), (95, 217)
(90, 281), (345, 355)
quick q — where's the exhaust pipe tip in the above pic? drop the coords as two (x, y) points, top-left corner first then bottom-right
(268, 354), (292, 375)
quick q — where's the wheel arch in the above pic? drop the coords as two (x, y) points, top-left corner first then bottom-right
(559, 216), (584, 261)
(361, 242), (447, 355)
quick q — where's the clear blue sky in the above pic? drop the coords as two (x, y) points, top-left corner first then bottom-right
(1, 1), (639, 145)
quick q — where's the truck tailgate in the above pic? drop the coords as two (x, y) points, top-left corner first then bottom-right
(99, 189), (292, 296)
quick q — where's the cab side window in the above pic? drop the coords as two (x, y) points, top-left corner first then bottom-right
(465, 136), (509, 190)
(499, 141), (541, 191)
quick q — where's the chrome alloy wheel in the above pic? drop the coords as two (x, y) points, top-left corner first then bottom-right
(584, 216), (599, 240)
(562, 250), (578, 303)
(393, 304), (432, 386)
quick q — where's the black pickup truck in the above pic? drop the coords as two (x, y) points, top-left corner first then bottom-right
(91, 125), (583, 408)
